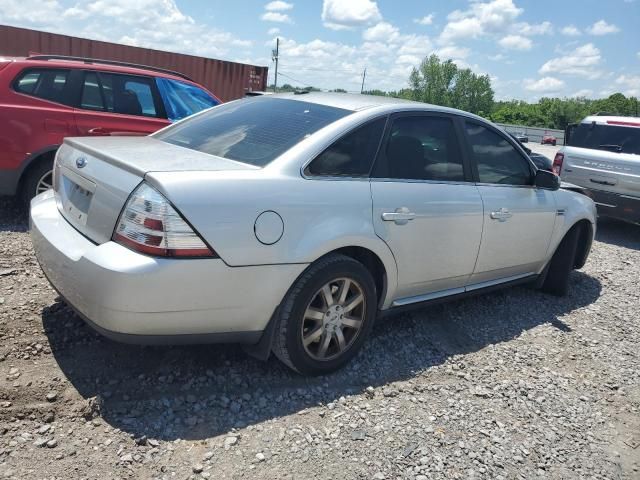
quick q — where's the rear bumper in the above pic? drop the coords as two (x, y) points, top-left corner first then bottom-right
(30, 191), (307, 343)
(582, 188), (640, 225)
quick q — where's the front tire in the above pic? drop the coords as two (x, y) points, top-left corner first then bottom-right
(541, 226), (580, 296)
(272, 254), (377, 375)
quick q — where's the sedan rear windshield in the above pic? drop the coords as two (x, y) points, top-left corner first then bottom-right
(155, 97), (351, 166)
(568, 123), (640, 155)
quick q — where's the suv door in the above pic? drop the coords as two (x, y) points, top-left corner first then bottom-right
(73, 71), (169, 136)
(370, 113), (483, 302)
(463, 120), (557, 285)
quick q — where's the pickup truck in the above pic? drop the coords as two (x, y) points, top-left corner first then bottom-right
(555, 115), (640, 225)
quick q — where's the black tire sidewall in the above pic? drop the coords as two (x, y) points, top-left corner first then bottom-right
(283, 258), (377, 375)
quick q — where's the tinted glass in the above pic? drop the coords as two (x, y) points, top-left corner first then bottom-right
(569, 123), (640, 155)
(306, 118), (386, 177)
(82, 73), (158, 117)
(156, 98), (351, 167)
(376, 116), (464, 181)
(156, 78), (219, 122)
(465, 122), (532, 185)
(15, 69), (69, 104)
(81, 72), (103, 110)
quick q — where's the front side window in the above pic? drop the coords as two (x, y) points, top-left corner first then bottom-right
(79, 72), (158, 117)
(155, 97), (351, 167)
(375, 115), (465, 181)
(14, 68), (70, 104)
(465, 122), (532, 185)
(156, 78), (219, 122)
(305, 118), (386, 177)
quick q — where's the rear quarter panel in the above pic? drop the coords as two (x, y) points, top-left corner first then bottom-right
(146, 170), (399, 306)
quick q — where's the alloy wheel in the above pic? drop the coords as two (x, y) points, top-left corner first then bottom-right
(35, 170), (53, 196)
(301, 277), (366, 361)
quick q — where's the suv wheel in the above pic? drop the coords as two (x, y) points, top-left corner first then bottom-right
(22, 156), (54, 208)
(272, 254), (377, 375)
(541, 226), (580, 296)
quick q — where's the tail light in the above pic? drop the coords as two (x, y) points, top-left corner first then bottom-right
(552, 152), (564, 176)
(113, 182), (217, 258)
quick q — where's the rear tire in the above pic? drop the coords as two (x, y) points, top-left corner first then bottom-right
(21, 155), (55, 209)
(541, 226), (580, 296)
(272, 254), (377, 375)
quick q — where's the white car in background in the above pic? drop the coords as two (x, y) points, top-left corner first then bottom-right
(31, 93), (596, 375)
(556, 115), (640, 225)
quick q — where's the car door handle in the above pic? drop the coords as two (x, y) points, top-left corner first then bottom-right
(490, 208), (513, 221)
(382, 207), (416, 225)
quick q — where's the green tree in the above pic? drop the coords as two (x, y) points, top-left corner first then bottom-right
(407, 54), (494, 115)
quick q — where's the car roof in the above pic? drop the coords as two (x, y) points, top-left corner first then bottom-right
(271, 91), (486, 120)
(581, 115), (640, 127)
(11, 56), (193, 84)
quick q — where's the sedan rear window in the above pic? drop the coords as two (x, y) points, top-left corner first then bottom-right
(155, 97), (351, 166)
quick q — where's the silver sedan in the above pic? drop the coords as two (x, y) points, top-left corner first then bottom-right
(30, 93), (597, 375)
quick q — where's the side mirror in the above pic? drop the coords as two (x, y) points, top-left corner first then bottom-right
(535, 169), (560, 190)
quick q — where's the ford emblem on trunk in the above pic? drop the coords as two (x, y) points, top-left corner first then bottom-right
(76, 157), (87, 169)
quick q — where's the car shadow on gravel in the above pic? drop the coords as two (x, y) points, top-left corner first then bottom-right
(595, 218), (639, 250)
(41, 268), (601, 442)
(0, 197), (28, 233)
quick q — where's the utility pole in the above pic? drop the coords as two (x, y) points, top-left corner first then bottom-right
(360, 67), (367, 94)
(272, 38), (279, 93)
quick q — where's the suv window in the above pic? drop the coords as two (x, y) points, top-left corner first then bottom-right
(156, 78), (219, 122)
(14, 68), (70, 104)
(465, 122), (532, 185)
(80, 72), (159, 117)
(305, 118), (386, 177)
(569, 123), (640, 155)
(155, 97), (350, 167)
(375, 115), (465, 181)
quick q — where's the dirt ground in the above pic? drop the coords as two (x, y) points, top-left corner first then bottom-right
(0, 196), (639, 480)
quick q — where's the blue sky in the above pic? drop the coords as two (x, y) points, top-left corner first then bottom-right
(1, 0), (639, 100)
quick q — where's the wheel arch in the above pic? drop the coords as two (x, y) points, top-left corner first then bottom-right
(573, 219), (594, 269)
(17, 145), (59, 194)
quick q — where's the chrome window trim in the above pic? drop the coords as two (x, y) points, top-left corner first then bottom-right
(370, 177), (475, 186)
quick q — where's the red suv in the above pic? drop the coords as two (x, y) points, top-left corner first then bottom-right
(0, 55), (220, 205)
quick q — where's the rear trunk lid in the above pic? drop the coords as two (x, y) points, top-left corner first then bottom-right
(54, 136), (257, 244)
(561, 146), (640, 199)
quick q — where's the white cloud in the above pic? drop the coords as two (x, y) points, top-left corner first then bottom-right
(514, 21), (552, 36)
(615, 75), (640, 96)
(571, 89), (594, 98)
(267, 27), (281, 36)
(321, 0), (381, 30)
(261, 12), (292, 23)
(436, 45), (470, 60)
(488, 53), (506, 61)
(414, 14), (434, 26)
(0, 0), (253, 61)
(499, 34), (532, 50)
(524, 77), (565, 92)
(539, 43), (602, 79)
(362, 22), (399, 42)
(439, 0), (522, 43)
(587, 20), (620, 35)
(561, 25), (581, 36)
(265, 1), (293, 11)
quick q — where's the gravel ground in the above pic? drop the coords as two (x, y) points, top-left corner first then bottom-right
(0, 196), (639, 480)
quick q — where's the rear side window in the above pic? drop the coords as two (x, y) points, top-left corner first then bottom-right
(465, 122), (532, 185)
(569, 123), (640, 155)
(79, 72), (159, 117)
(374, 115), (465, 181)
(14, 68), (70, 104)
(156, 78), (219, 122)
(305, 118), (386, 177)
(156, 97), (351, 167)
